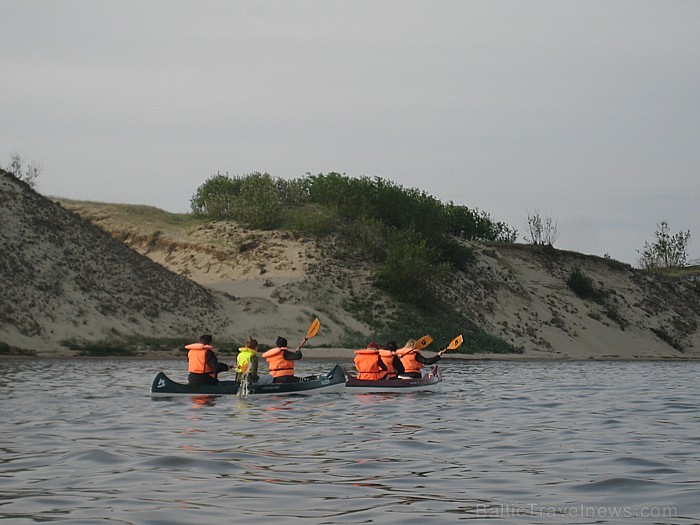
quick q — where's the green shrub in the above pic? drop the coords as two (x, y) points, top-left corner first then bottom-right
(191, 171), (516, 244)
(605, 303), (628, 331)
(588, 310), (603, 321)
(567, 267), (597, 300)
(237, 172), (282, 229)
(341, 293), (390, 331)
(651, 327), (685, 352)
(190, 172), (242, 219)
(285, 205), (338, 236)
(340, 217), (389, 262)
(638, 220), (691, 269)
(445, 204), (518, 242)
(189, 171), (522, 304)
(374, 230), (438, 302)
(435, 237), (476, 271)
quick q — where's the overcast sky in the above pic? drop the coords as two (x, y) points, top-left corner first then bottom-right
(2, 1), (699, 265)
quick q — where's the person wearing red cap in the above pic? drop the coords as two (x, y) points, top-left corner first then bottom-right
(353, 341), (386, 380)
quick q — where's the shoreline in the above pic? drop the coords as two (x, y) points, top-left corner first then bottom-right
(2, 348), (698, 362)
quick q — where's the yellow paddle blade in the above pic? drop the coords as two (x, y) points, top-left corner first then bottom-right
(414, 335), (433, 350)
(306, 318), (321, 339)
(297, 318), (321, 350)
(446, 334), (464, 351)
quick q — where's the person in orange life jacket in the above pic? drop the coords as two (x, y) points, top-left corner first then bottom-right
(185, 334), (230, 386)
(378, 340), (405, 379)
(261, 336), (302, 383)
(353, 341), (386, 380)
(396, 338), (441, 379)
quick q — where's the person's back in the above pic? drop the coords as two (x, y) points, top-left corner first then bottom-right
(236, 337), (260, 383)
(397, 338), (440, 378)
(396, 339), (422, 379)
(378, 340), (403, 379)
(354, 341), (385, 380)
(186, 334), (229, 385)
(262, 336), (302, 383)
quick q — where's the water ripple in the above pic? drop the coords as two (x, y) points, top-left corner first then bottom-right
(1, 359), (699, 523)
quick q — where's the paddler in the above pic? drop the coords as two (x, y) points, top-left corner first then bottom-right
(378, 340), (405, 379)
(261, 336), (303, 383)
(235, 337), (260, 383)
(396, 338), (441, 379)
(353, 341), (386, 380)
(185, 334), (230, 386)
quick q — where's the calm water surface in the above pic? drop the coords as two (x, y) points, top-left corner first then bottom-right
(1, 359), (699, 524)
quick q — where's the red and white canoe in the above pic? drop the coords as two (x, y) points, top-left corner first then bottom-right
(344, 365), (443, 394)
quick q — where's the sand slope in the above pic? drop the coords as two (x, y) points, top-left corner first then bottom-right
(2, 169), (699, 359)
(58, 198), (700, 360)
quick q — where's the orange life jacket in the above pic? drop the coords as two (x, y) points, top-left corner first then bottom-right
(354, 349), (383, 380)
(186, 343), (216, 377)
(262, 347), (295, 378)
(378, 349), (398, 379)
(397, 347), (422, 375)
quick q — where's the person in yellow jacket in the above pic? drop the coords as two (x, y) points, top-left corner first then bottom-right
(396, 338), (441, 379)
(185, 334), (229, 386)
(261, 336), (303, 383)
(236, 337), (260, 383)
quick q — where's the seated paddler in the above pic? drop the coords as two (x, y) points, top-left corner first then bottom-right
(353, 341), (387, 380)
(185, 334), (229, 386)
(396, 338), (441, 379)
(236, 337), (260, 383)
(379, 340), (404, 379)
(261, 336), (302, 383)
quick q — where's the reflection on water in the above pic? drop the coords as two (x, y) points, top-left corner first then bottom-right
(1, 358), (699, 524)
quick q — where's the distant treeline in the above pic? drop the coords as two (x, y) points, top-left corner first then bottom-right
(191, 172), (517, 302)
